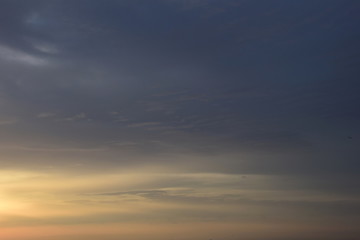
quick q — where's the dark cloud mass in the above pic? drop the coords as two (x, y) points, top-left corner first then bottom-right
(0, 0), (359, 170)
(0, 1), (360, 239)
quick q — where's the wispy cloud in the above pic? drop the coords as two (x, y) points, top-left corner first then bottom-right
(0, 144), (106, 152)
(37, 112), (56, 118)
(31, 41), (59, 54)
(0, 118), (17, 125)
(127, 122), (162, 128)
(0, 45), (50, 66)
(57, 113), (87, 122)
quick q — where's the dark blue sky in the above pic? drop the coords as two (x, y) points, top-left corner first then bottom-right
(1, 0), (359, 171)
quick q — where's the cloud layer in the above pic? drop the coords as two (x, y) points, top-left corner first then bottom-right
(0, 0), (360, 239)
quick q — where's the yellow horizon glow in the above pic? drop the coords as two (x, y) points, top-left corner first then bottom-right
(0, 168), (358, 240)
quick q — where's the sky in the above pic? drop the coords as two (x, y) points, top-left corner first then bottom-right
(0, 0), (360, 239)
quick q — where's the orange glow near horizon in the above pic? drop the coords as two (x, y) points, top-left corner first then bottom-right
(0, 168), (358, 240)
(0, 222), (357, 240)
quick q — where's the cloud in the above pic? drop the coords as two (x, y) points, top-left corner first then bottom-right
(127, 122), (162, 128)
(57, 113), (87, 122)
(0, 144), (106, 153)
(31, 41), (59, 54)
(0, 45), (50, 66)
(0, 118), (17, 125)
(94, 190), (167, 197)
(37, 112), (56, 118)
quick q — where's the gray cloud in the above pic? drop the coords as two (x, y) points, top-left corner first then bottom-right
(0, 0), (359, 221)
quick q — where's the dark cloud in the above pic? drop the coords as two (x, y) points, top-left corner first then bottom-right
(0, 0), (359, 194)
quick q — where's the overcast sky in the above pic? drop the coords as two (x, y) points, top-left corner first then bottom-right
(0, 1), (360, 240)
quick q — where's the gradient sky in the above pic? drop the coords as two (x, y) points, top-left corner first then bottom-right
(0, 0), (360, 239)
